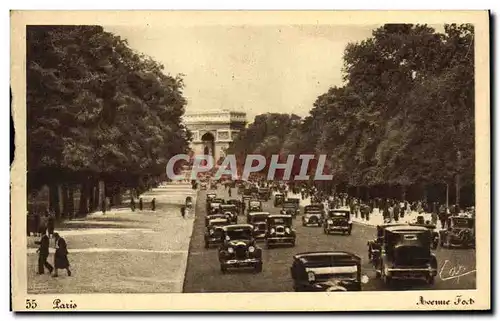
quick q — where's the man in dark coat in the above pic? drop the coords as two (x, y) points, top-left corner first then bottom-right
(151, 198), (156, 211)
(52, 233), (71, 277)
(130, 197), (136, 212)
(180, 205), (186, 218)
(139, 198), (143, 211)
(35, 233), (53, 274)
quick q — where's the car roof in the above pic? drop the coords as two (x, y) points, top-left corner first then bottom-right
(223, 224), (253, 231)
(329, 209), (350, 212)
(294, 251), (360, 261)
(248, 212), (270, 216)
(220, 204), (235, 207)
(268, 214), (292, 219)
(385, 225), (429, 232)
(208, 218), (228, 223)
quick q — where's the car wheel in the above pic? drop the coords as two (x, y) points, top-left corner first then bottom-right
(254, 263), (263, 273)
(220, 264), (227, 274)
(347, 229), (352, 236)
(427, 276), (435, 285)
(204, 242), (209, 249)
(323, 228), (328, 234)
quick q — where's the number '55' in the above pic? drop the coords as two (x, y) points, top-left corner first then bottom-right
(26, 299), (37, 309)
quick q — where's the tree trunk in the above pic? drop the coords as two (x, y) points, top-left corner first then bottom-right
(61, 184), (69, 218)
(78, 182), (88, 216)
(68, 186), (74, 218)
(49, 184), (61, 219)
(455, 174), (460, 207)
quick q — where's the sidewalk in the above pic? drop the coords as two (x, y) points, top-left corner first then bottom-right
(294, 195), (437, 228)
(27, 185), (198, 294)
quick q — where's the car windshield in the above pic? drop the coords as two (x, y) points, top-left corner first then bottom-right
(250, 215), (267, 223)
(452, 218), (474, 228)
(328, 211), (349, 218)
(226, 228), (252, 240)
(283, 203), (296, 208)
(269, 217), (292, 226)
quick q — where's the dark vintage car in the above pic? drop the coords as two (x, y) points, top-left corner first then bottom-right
(281, 200), (300, 218)
(226, 199), (242, 214)
(205, 213), (228, 227)
(220, 204), (238, 224)
(290, 251), (369, 292)
(265, 214), (296, 248)
(208, 198), (225, 214)
(367, 223), (406, 263)
(210, 182), (218, 190)
(439, 215), (475, 249)
(372, 225), (438, 286)
(218, 224), (263, 273)
(247, 200), (263, 215)
(323, 209), (352, 235)
(247, 212), (270, 240)
(204, 217), (230, 248)
(258, 187), (271, 201)
(237, 183), (246, 195)
(302, 205), (324, 227)
(409, 223), (439, 249)
(206, 193), (217, 204)
(274, 192), (285, 207)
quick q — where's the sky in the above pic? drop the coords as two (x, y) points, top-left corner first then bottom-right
(103, 24), (378, 122)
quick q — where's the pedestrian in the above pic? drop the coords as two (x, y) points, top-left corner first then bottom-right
(47, 212), (55, 238)
(35, 233), (53, 275)
(139, 198), (143, 211)
(52, 233), (71, 277)
(180, 205), (186, 218)
(151, 198), (156, 211)
(130, 197), (136, 212)
(393, 203), (400, 222)
(101, 198), (107, 214)
(228, 187), (232, 197)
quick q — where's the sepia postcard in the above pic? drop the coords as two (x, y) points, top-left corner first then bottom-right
(10, 10), (490, 311)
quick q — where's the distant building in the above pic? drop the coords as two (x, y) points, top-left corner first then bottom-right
(183, 109), (247, 162)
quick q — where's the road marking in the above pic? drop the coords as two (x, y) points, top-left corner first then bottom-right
(27, 248), (188, 254)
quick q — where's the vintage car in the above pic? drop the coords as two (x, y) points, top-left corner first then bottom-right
(226, 199), (242, 214)
(367, 223), (406, 263)
(323, 209), (352, 235)
(372, 225), (438, 286)
(207, 198), (225, 214)
(218, 224), (263, 273)
(302, 205), (324, 227)
(439, 214), (475, 249)
(274, 192), (285, 207)
(210, 182), (218, 190)
(290, 251), (369, 292)
(265, 214), (296, 248)
(204, 217), (230, 248)
(220, 204), (238, 224)
(409, 222), (439, 249)
(247, 200), (263, 215)
(205, 213), (228, 227)
(200, 181), (208, 190)
(237, 183), (246, 195)
(247, 212), (270, 239)
(258, 187), (271, 201)
(185, 196), (193, 209)
(206, 193), (217, 204)
(281, 200), (300, 218)
(243, 188), (253, 197)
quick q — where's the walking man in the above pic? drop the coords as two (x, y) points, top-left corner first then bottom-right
(181, 205), (186, 219)
(35, 233), (53, 275)
(139, 198), (143, 211)
(151, 198), (156, 211)
(52, 233), (71, 277)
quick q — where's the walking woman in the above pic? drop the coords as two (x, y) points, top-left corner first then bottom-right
(52, 233), (71, 277)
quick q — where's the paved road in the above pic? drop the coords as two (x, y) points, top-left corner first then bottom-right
(183, 187), (476, 292)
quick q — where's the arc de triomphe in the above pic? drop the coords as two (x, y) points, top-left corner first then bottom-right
(183, 109), (247, 162)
